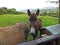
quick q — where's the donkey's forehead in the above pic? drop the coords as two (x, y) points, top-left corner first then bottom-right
(31, 13), (36, 15)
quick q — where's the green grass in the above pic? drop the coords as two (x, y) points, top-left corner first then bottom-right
(38, 16), (58, 27)
(0, 14), (58, 40)
(0, 14), (58, 27)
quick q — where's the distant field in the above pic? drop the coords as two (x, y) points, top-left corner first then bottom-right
(0, 14), (58, 27)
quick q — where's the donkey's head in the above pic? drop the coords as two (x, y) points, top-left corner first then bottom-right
(27, 9), (40, 36)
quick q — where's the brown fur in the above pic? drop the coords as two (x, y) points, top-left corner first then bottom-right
(0, 22), (29, 45)
(27, 9), (42, 39)
(35, 18), (42, 30)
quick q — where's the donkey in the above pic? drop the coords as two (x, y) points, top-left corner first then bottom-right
(0, 22), (29, 45)
(27, 9), (42, 40)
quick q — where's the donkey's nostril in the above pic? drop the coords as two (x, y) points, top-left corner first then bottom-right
(31, 33), (35, 36)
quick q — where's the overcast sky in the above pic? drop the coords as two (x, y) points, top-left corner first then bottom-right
(0, 0), (59, 10)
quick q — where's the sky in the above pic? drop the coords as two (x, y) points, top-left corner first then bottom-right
(0, 0), (59, 10)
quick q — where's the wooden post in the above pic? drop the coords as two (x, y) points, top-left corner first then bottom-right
(56, 38), (60, 45)
(59, 0), (60, 24)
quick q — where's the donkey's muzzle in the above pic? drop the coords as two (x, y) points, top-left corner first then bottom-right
(31, 33), (35, 36)
(30, 28), (35, 36)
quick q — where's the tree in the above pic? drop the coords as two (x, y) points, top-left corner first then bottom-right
(8, 8), (16, 14)
(0, 7), (8, 15)
(46, 0), (60, 24)
(46, 0), (59, 4)
(0, 8), (3, 15)
(2, 7), (8, 14)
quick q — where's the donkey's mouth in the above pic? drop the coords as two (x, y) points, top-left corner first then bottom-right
(30, 28), (36, 36)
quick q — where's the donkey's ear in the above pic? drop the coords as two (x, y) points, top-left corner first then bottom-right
(36, 9), (40, 16)
(27, 9), (31, 16)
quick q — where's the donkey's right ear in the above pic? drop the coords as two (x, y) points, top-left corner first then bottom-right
(27, 9), (31, 16)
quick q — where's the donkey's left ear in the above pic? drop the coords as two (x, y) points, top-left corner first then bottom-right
(27, 9), (31, 16)
(36, 9), (40, 16)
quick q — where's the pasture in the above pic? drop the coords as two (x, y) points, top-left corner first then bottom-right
(0, 14), (58, 40)
(0, 14), (58, 27)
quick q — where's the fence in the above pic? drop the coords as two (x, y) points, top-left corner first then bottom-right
(17, 24), (60, 45)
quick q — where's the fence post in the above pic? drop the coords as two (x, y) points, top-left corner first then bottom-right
(59, 1), (60, 24)
(56, 38), (60, 45)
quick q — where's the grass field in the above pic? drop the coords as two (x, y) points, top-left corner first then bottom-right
(0, 14), (58, 27)
(0, 14), (58, 40)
